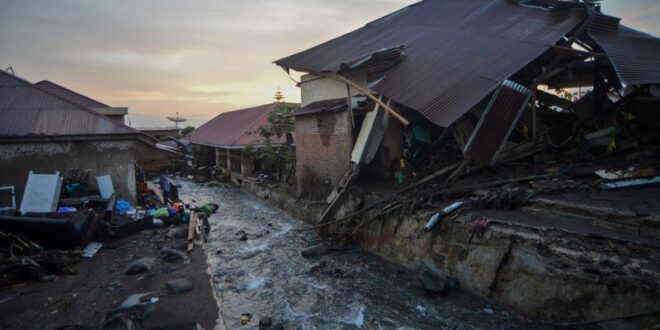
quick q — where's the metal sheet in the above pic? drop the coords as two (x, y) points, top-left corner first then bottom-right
(0, 70), (139, 138)
(35, 80), (109, 108)
(189, 103), (291, 148)
(464, 80), (532, 166)
(275, 0), (586, 127)
(588, 14), (660, 86)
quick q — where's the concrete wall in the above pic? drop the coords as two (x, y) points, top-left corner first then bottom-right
(0, 140), (137, 204)
(134, 142), (179, 175)
(241, 180), (660, 326)
(295, 111), (353, 199)
(300, 73), (367, 108)
(357, 210), (660, 325)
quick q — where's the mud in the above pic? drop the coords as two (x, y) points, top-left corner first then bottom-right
(180, 180), (533, 329)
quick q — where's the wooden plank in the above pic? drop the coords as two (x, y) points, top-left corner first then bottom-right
(187, 210), (196, 252)
(322, 73), (410, 126)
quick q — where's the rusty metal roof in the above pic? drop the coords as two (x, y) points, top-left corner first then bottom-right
(293, 98), (347, 117)
(0, 70), (140, 138)
(34, 80), (110, 109)
(189, 103), (294, 148)
(464, 80), (532, 166)
(276, 0), (586, 127)
(588, 14), (660, 86)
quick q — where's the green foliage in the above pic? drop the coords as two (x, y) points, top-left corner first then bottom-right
(180, 126), (195, 136)
(245, 103), (298, 181)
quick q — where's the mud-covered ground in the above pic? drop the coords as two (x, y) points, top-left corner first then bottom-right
(180, 180), (535, 330)
(0, 226), (219, 330)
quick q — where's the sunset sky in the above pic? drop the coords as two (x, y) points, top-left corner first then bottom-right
(1, 0), (658, 128)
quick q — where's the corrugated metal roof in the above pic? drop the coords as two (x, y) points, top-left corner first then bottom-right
(464, 80), (532, 166)
(189, 103), (294, 148)
(588, 14), (660, 86)
(292, 98), (347, 117)
(0, 70), (140, 138)
(275, 0), (586, 128)
(34, 80), (110, 109)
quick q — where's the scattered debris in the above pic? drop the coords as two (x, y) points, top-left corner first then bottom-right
(424, 201), (463, 232)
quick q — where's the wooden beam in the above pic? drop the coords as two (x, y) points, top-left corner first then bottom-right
(551, 45), (606, 58)
(322, 72), (410, 126)
(187, 210), (196, 252)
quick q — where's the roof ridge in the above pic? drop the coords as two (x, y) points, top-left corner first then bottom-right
(35, 80), (110, 108)
(6, 71), (151, 138)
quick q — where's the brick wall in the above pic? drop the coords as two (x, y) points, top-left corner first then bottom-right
(295, 111), (353, 199)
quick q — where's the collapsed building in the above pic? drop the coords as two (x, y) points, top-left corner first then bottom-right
(266, 0), (660, 324)
(189, 103), (297, 184)
(0, 70), (178, 204)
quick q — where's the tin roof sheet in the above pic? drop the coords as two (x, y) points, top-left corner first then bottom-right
(0, 70), (140, 138)
(588, 14), (660, 86)
(34, 80), (110, 109)
(276, 0), (586, 127)
(189, 103), (294, 148)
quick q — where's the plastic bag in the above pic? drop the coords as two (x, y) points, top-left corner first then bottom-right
(116, 198), (132, 214)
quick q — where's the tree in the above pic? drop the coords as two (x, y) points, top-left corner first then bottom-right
(244, 103), (298, 182)
(273, 86), (285, 103)
(180, 126), (195, 136)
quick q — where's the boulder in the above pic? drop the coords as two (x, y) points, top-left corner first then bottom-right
(161, 247), (190, 264)
(301, 244), (330, 258)
(166, 226), (188, 239)
(125, 257), (156, 275)
(166, 278), (193, 294)
(417, 260), (453, 294)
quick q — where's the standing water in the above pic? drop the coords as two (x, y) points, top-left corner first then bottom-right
(179, 180), (531, 329)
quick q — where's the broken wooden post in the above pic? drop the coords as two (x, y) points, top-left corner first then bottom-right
(187, 210), (197, 252)
(322, 72), (410, 126)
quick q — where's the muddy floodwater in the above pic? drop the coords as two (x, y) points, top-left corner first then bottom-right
(179, 180), (532, 329)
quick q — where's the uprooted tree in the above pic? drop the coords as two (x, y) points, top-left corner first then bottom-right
(244, 103), (298, 183)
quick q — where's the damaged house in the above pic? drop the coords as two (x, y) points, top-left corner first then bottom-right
(189, 103), (297, 185)
(0, 70), (178, 204)
(272, 0), (660, 322)
(275, 0), (660, 221)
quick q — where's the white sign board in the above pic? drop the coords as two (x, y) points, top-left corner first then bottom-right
(20, 171), (62, 214)
(96, 175), (115, 199)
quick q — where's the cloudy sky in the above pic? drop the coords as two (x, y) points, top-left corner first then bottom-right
(1, 0), (658, 128)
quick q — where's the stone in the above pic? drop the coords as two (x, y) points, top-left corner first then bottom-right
(417, 260), (451, 294)
(301, 244), (330, 258)
(166, 226), (188, 239)
(125, 257), (156, 275)
(259, 317), (283, 330)
(161, 247), (190, 264)
(166, 278), (193, 294)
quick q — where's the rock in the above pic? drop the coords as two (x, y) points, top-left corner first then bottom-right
(125, 257), (156, 275)
(259, 316), (284, 330)
(417, 260), (451, 294)
(166, 278), (193, 294)
(238, 234), (248, 241)
(161, 247), (190, 264)
(301, 244), (330, 258)
(166, 226), (188, 239)
(308, 261), (328, 273)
